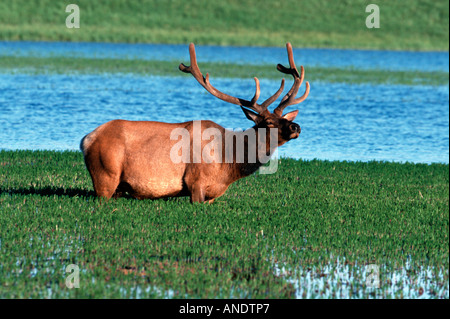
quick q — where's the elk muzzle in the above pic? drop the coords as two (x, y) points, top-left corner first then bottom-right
(288, 122), (301, 139)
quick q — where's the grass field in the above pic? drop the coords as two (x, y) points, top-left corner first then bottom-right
(0, 150), (448, 298)
(0, 0), (448, 51)
(1, 56), (448, 86)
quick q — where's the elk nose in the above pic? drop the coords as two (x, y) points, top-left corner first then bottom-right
(290, 123), (301, 134)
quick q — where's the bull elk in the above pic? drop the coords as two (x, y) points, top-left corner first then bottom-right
(80, 43), (310, 203)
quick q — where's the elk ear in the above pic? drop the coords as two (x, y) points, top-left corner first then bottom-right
(241, 106), (263, 124)
(282, 110), (299, 122)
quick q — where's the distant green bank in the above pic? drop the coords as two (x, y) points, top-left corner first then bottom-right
(0, 150), (448, 298)
(0, 0), (448, 51)
(1, 56), (448, 86)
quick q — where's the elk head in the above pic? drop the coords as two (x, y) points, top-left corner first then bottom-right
(179, 42), (310, 149)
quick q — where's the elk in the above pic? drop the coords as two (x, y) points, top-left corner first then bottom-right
(80, 43), (310, 203)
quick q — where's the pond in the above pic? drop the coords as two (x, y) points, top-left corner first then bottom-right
(0, 42), (448, 164)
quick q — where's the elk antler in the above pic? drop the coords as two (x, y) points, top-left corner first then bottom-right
(273, 43), (310, 116)
(179, 43), (285, 115)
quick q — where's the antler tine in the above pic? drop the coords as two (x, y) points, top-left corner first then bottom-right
(250, 77), (261, 106)
(260, 79), (285, 108)
(279, 65), (304, 104)
(179, 43), (267, 114)
(273, 43), (310, 116)
(276, 43), (300, 78)
(276, 79), (310, 114)
(179, 43), (207, 87)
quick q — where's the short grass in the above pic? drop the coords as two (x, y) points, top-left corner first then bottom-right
(0, 0), (448, 51)
(1, 56), (448, 86)
(0, 150), (448, 298)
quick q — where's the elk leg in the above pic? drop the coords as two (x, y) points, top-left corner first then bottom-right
(92, 172), (121, 199)
(190, 182), (206, 203)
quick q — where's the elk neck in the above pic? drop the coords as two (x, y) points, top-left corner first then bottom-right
(225, 125), (278, 181)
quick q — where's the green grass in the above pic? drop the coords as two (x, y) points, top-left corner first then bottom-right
(0, 150), (448, 298)
(1, 56), (448, 86)
(0, 0), (448, 51)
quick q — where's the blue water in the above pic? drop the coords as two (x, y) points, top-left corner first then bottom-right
(0, 72), (448, 164)
(0, 41), (448, 72)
